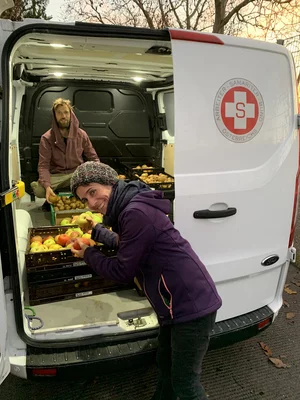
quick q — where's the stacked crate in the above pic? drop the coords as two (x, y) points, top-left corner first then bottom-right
(25, 226), (130, 305)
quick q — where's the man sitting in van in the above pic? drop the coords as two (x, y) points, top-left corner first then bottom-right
(30, 98), (100, 210)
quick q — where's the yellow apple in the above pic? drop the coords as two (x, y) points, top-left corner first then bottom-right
(30, 241), (43, 248)
(49, 244), (63, 250)
(44, 239), (56, 247)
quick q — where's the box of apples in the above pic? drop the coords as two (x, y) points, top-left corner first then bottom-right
(26, 218), (115, 269)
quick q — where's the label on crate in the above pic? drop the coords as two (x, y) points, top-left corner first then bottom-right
(75, 291), (93, 298)
(73, 261), (87, 267)
(75, 274), (92, 280)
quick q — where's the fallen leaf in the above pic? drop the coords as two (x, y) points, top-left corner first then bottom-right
(283, 300), (290, 308)
(292, 280), (300, 287)
(285, 284), (290, 288)
(284, 287), (297, 295)
(286, 312), (296, 320)
(269, 357), (289, 368)
(259, 342), (273, 357)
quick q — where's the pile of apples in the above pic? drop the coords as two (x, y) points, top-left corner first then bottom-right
(29, 227), (95, 254)
(60, 211), (103, 231)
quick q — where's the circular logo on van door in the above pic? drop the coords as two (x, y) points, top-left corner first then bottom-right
(213, 78), (265, 143)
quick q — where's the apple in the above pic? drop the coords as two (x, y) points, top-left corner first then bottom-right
(69, 231), (81, 240)
(44, 239), (56, 247)
(38, 245), (49, 252)
(49, 244), (63, 250)
(60, 218), (72, 226)
(48, 194), (59, 203)
(73, 238), (90, 250)
(30, 246), (44, 253)
(30, 235), (43, 243)
(92, 215), (103, 224)
(76, 213), (90, 230)
(30, 241), (43, 248)
(82, 233), (91, 240)
(43, 236), (54, 243)
(56, 234), (70, 247)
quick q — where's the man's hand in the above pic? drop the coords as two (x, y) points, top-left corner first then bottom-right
(71, 239), (89, 258)
(45, 187), (56, 204)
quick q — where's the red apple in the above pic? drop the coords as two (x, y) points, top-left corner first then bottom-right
(73, 238), (90, 250)
(56, 234), (70, 247)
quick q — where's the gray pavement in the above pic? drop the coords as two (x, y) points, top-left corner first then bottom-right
(2, 218), (300, 399)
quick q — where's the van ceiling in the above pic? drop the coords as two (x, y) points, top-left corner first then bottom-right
(12, 33), (173, 84)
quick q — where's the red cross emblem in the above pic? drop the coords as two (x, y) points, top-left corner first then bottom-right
(214, 79), (264, 143)
(221, 87), (258, 135)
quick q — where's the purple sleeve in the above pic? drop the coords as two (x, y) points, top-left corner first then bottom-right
(84, 209), (156, 283)
(91, 224), (119, 248)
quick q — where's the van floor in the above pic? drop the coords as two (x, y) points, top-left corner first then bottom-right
(30, 289), (151, 334)
(18, 195), (152, 335)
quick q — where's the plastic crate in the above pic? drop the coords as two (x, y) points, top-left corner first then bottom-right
(137, 172), (174, 191)
(26, 261), (96, 284)
(120, 162), (164, 179)
(28, 279), (132, 306)
(25, 226), (116, 268)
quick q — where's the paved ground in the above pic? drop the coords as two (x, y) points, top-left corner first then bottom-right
(2, 206), (300, 399)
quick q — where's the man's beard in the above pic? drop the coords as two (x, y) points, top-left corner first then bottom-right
(57, 119), (70, 129)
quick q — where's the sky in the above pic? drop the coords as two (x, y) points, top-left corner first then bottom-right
(46, 0), (65, 21)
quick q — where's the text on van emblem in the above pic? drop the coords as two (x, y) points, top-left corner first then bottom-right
(213, 78), (265, 143)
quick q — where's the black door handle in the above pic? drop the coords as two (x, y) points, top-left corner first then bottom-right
(193, 207), (237, 219)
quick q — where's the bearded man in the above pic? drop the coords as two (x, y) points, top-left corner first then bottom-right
(30, 98), (100, 209)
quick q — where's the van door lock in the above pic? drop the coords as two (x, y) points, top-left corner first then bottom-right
(0, 180), (25, 207)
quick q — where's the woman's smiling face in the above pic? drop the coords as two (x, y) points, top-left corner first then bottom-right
(76, 183), (113, 214)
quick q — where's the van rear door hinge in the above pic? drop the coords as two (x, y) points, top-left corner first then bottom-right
(0, 180), (25, 207)
(289, 246), (297, 263)
(297, 114), (300, 129)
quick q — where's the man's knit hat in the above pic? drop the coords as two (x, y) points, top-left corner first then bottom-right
(71, 161), (119, 197)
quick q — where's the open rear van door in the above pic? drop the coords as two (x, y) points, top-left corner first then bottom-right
(170, 29), (299, 321)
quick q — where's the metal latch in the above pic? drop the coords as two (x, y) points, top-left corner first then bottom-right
(289, 246), (297, 263)
(0, 180), (25, 207)
(127, 317), (147, 329)
(297, 115), (300, 129)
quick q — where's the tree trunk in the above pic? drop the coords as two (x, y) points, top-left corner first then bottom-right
(213, 0), (226, 33)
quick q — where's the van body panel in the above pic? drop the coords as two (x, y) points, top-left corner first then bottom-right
(171, 36), (298, 320)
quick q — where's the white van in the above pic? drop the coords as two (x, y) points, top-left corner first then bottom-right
(0, 14), (299, 383)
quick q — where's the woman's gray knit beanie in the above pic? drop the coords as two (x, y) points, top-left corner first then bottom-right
(70, 161), (119, 197)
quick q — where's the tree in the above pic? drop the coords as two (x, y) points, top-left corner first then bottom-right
(1, 0), (52, 21)
(62, 0), (300, 40)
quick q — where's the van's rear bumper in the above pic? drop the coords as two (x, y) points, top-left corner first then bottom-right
(26, 305), (273, 379)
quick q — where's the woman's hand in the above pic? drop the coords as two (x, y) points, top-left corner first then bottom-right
(71, 239), (90, 258)
(85, 215), (98, 230)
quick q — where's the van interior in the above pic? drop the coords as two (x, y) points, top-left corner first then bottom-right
(7, 24), (175, 342)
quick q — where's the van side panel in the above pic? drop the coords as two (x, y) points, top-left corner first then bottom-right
(171, 37), (298, 321)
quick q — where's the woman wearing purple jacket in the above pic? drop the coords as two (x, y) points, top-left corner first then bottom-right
(70, 161), (222, 400)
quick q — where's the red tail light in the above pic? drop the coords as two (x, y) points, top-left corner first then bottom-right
(258, 317), (272, 330)
(32, 368), (57, 376)
(289, 169), (300, 247)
